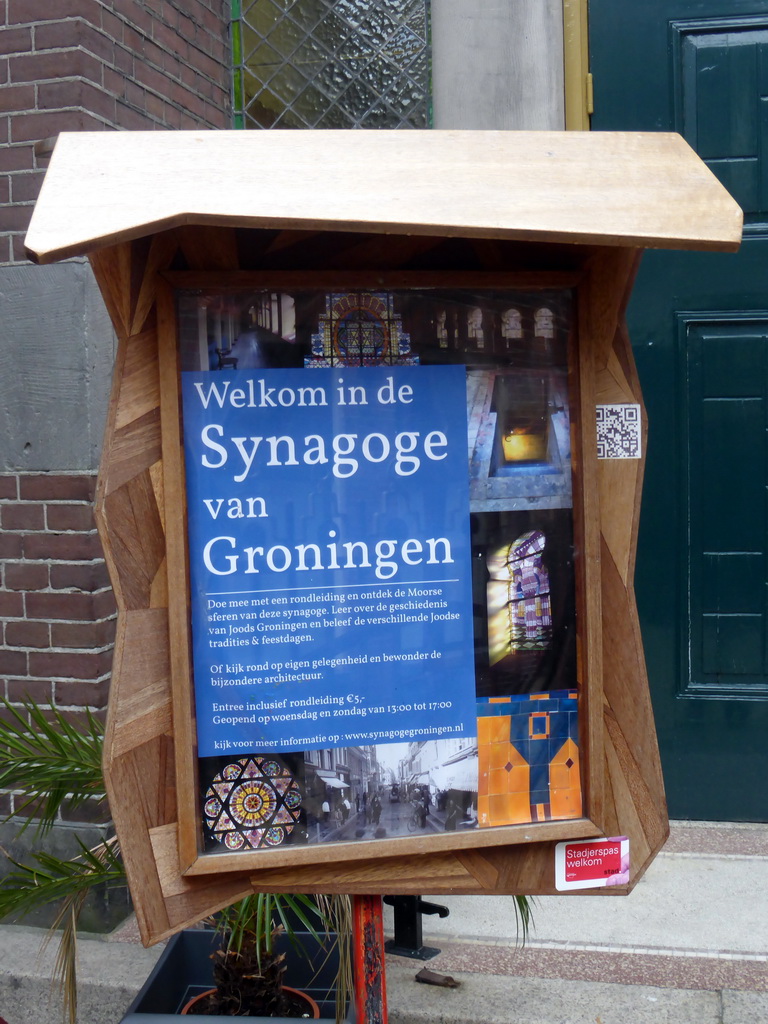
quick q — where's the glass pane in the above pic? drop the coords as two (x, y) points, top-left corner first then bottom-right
(312, 60), (353, 102)
(287, 82), (334, 127)
(280, 2), (326, 35)
(312, 105), (357, 128)
(244, 83), (284, 127)
(308, 10), (353, 52)
(264, 16), (307, 58)
(265, 63), (313, 107)
(233, 0), (431, 129)
(242, 0), (284, 40)
(243, 38), (282, 76)
(176, 285), (582, 859)
(336, 78), (380, 121)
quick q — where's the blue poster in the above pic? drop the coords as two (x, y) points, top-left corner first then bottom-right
(181, 365), (476, 757)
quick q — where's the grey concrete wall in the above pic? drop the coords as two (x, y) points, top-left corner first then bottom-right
(0, 820), (130, 932)
(0, 262), (115, 473)
(431, 0), (565, 129)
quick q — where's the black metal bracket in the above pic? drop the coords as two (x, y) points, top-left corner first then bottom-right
(382, 895), (450, 960)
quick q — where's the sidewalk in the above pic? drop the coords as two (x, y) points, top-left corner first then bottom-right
(384, 819), (768, 1023)
(0, 820), (766, 1024)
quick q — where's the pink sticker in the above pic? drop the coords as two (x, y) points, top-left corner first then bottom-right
(555, 836), (630, 891)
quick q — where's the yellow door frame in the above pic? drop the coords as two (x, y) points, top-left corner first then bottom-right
(563, 0), (592, 130)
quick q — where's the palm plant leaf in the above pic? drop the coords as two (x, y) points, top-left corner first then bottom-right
(0, 835), (123, 920)
(46, 890), (87, 1024)
(513, 893), (534, 945)
(273, 893), (324, 948)
(215, 892), (323, 958)
(0, 698), (105, 833)
(316, 894), (354, 1024)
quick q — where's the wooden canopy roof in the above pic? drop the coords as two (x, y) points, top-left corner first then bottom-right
(25, 129), (742, 264)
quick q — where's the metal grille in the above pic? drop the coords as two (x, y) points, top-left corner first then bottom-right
(232, 0), (431, 129)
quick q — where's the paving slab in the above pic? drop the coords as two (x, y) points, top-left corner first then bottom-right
(0, 925), (163, 1024)
(0, 925), (162, 985)
(722, 990), (768, 1024)
(385, 966), (722, 1024)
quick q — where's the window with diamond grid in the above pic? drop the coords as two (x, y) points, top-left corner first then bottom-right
(231, 0), (431, 129)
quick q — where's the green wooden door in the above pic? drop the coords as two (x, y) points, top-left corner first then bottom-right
(590, 0), (768, 820)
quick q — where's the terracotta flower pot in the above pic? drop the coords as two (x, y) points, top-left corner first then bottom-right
(180, 985), (320, 1019)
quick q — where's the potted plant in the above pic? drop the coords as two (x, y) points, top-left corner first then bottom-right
(183, 911), (324, 1018)
(0, 699), (352, 1023)
(123, 895), (352, 1023)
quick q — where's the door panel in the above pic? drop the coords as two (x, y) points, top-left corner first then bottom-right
(686, 319), (768, 697)
(590, 0), (768, 820)
(672, 17), (768, 229)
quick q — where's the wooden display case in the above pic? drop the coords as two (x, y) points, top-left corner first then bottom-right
(25, 130), (741, 945)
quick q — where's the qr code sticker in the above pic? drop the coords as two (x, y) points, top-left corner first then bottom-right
(596, 404), (642, 459)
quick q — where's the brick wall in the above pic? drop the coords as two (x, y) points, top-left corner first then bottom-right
(0, 1), (232, 832)
(0, 472), (116, 816)
(0, 0), (232, 263)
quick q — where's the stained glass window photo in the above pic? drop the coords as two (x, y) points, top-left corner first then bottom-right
(202, 754), (305, 851)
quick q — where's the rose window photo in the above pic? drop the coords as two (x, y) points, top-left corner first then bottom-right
(202, 756), (303, 850)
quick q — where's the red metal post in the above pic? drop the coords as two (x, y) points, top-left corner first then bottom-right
(352, 894), (388, 1024)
